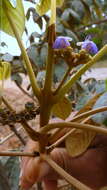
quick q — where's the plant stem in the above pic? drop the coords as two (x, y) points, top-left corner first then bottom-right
(40, 0), (56, 127)
(54, 66), (71, 95)
(9, 124), (26, 145)
(0, 151), (35, 157)
(40, 29), (55, 127)
(42, 154), (92, 190)
(40, 121), (107, 135)
(71, 106), (107, 122)
(43, 0), (56, 94)
(54, 44), (107, 102)
(2, 96), (15, 112)
(3, 3), (41, 100)
(76, 18), (107, 32)
(49, 0), (56, 26)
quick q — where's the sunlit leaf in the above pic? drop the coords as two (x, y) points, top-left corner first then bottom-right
(0, 62), (11, 80)
(36, 0), (64, 16)
(52, 96), (72, 120)
(65, 130), (96, 157)
(0, 0), (25, 37)
(105, 79), (107, 91)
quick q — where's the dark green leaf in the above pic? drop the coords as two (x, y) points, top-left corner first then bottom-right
(5, 156), (20, 190)
(80, 0), (92, 23)
(11, 73), (23, 85)
(93, 0), (103, 18)
(0, 161), (11, 190)
(54, 61), (68, 82)
(92, 92), (107, 126)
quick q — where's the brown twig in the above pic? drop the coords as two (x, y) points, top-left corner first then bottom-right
(76, 18), (107, 32)
(2, 96), (15, 112)
(9, 124), (26, 145)
(0, 127), (23, 145)
(2, 96), (26, 145)
(0, 151), (35, 157)
(15, 81), (38, 103)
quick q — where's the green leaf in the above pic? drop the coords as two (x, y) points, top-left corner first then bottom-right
(80, 0), (92, 23)
(36, 0), (64, 16)
(0, 161), (11, 190)
(93, 0), (103, 19)
(11, 73), (23, 85)
(0, 62), (11, 80)
(4, 156), (20, 190)
(0, 0), (25, 37)
(92, 92), (107, 126)
(52, 96), (72, 120)
(105, 79), (107, 91)
(54, 61), (67, 82)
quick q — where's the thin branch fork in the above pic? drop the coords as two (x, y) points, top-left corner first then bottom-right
(47, 117), (91, 150)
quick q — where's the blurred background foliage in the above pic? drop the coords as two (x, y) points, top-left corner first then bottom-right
(0, 0), (107, 85)
(1, 0), (107, 117)
(1, 0), (107, 108)
(1, 0), (107, 84)
(0, 0), (107, 81)
(0, 1), (107, 189)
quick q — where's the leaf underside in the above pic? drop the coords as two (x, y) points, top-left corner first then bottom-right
(0, 0), (25, 37)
